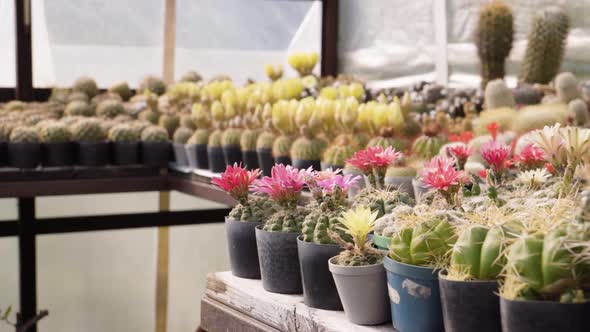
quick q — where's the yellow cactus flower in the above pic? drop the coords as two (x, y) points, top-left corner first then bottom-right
(338, 207), (379, 249)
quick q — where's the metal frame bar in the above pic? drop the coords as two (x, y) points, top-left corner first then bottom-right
(15, 0), (33, 101)
(321, 0), (338, 77)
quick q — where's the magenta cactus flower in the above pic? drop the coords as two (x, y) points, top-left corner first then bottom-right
(317, 173), (361, 196)
(252, 164), (307, 208)
(346, 146), (402, 188)
(480, 140), (510, 181)
(447, 143), (473, 170)
(419, 156), (467, 206)
(211, 163), (261, 205)
(514, 143), (546, 170)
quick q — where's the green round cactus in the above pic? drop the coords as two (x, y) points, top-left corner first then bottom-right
(208, 129), (223, 147)
(64, 101), (94, 117)
(187, 128), (210, 145)
(367, 135), (409, 152)
(511, 103), (569, 134)
(569, 99), (589, 126)
(180, 114), (196, 130)
(67, 91), (90, 104)
(302, 195), (350, 244)
(353, 187), (412, 219)
(520, 7), (570, 84)
(263, 206), (309, 233)
(228, 196), (276, 222)
(39, 122), (70, 143)
(322, 143), (356, 167)
(138, 109), (160, 124)
(70, 118), (106, 142)
(484, 79), (515, 110)
(412, 134), (446, 160)
(272, 135), (294, 158)
(173, 127), (193, 144)
(291, 136), (325, 161)
(555, 72), (579, 103)
(240, 129), (259, 151)
(96, 99), (124, 118)
(10, 126), (39, 143)
(141, 125), (169, 142)
(180, 70), (202, 83)
(109, 123), (139, 142)
(72, 76), (98, 98)
(221, 128), (242, 146)
(256, 131), (276, 150)
(158, 114), (180, 137)
(130, 121), (151, 137)
(139, 76), (167, 95)
(475, 1), (514, 87)
(448, 225), (506, 280)
(108, 81), (132, 101)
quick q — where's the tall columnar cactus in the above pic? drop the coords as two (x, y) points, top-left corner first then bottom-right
(475, 1), (514, 87)
(448, 225), (506, 280)
(520, 7), (570, 84)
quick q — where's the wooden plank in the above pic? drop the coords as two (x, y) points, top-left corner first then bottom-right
(200, 297), (279, 332)
(162, 0), (176, 84)
(205, 271), (394, 332)
(155, 192), (171, 332)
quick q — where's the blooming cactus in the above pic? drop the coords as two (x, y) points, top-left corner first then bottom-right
(334, 207), (383, 266)
(449, 225), (506, 280)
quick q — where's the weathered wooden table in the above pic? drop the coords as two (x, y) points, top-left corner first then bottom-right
(200, 271), (395, 332)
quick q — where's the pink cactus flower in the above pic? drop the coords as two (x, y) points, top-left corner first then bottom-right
(317, 173), (361, 195)
(447, 143), (473, 171)
(480, 140), (510, 172)
(346, 146), (401, 173)
(419, 156), (467, 191)
(211, 163), (261, 204)
(449, 131), (474, 144)
(252, 164), (306, 207)
(514, 144), (546, 170)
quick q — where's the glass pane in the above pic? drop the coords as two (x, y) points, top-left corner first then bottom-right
(175, 0), (322, 85)
(338, 0), (436, 85)
(32, 0), (165, 88)
(0, 0), (16, 87)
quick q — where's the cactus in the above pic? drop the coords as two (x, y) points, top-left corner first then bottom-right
(64, 101), (94, 117)
(130, 121), (151, 137)
(108, 123), (139, 142)
(520, 7), (570, 84)
(158, 114), (179, 137)
(265, 64), (283, 81)
(484, 79), (515, 110)
(555, 72), (579, 103)
(513, 84), (543, 105)
(180, 114), (196, 130)
(448, 225), (506, 280)
(10, 127), (39, 143)
(96, 99), (124, 118)
(323, 144), (356, 167)
(353, 187), (412, 219)
(0, 122), (16, 141)
(173, 127), (193, 144)
(569, 99), (589, 126)
(108, 81), (132, 101)
(70, 118), (106, 142)
(287, 52), (319, 77)
(302, 205), (348, 244)
(272, 135), (293, 158)
(412, 125), (447, 159)
(333, 207), (383, 266)
(475, 1), (514, 86)
(180, 70), (202, 83)
(256, 131), (276, 150)
(39, 122), (70, 143)
(67, 91), (90, 104)
(262, 206), (309, 233)
(138, 109), (160, 124)
(221, 128), (242, 146)
(385, 165), (417, 178)
(291, 135), (325, 161)
(367, 128), (409, 151)
(139, 76), (167, 95)
(140, 125), (169, 142)
(240, 129), (259, 151)
(72, 76), (98, 98)
(208, 129), (223, 147)
(511, 103), (569, 134)
(228, 195), (277, 222)
(187, 128), (210, 145)
(473, 107), (516, 135)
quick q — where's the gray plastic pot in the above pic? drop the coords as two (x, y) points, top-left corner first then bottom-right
(343, 169), (364, 199)
(255, 225), (302, 294)
(384, 176), (415, 199)
(297, 237), (343, 310)
(500, 297), (590, 332)
(225, 217), (262, 279)
(173, 143), (189, 166)
(412, 178), (429, 204)
(186, 144), (208, 169)
(329, 256), (390, 325)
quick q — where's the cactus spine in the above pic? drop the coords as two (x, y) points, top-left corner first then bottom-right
(70, 119), (106, 142)
(39, 122), (71, 143)
(10, 127), (40, 143)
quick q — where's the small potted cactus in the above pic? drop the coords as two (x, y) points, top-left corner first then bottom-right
(328, 206), (389, 325)
(321, 97), (361, 170)
(172, 127), (193, 167)
(240, 114), (260, 171)
(108, 81), (132, 101)
(8, 126), (41, 169)
(95, 99), (125, 118)
(64, 100), (94, 117)
(108, 123), (140, 165)
(39, 122), (73, 167)
(70, 118), (109, 166)
(0, 122), (15, 165)
(158, 112), (180, 138)
(207, 101), (227, 172)
(186, 129), (210, 169)
(221, 127), (243, 166)
(212, 164), (276, 279)
(290, 98), (326, 170)
(271, 100), (297, 166)
(256, 129), (276, 176)
(252, 164), (310, 294)
(140, 125), (170, 168)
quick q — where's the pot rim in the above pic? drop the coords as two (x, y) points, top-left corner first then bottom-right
(112, 141), (138, 145)
(383, 255), (439, 280)
(499, 296), (590, 306)
(296, 234), (342, 248)
(438, 270), (500, 284)
(254, 224), (302, 236)
(221, 144), (241, 148)
(225, 216), (263, 224)
(328, 255), (385, 276)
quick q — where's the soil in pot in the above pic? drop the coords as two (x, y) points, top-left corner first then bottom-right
(328, 256), (390, 325)
(384, 256), (444, 332)
(112, 142), (139, 166)
(208, 146), (225, 173)
(255, 225), (302, 294)
(241, 150), (259, 171)
(222, 144), (242, 166)
(256, 148), (274, 177)
(142, 141), (170, 168)
(439, 272), (500, 332)
(384, 176), (415, 199)
(186, 144), (208, 169)
(500, 297), (590, 332)
(77, 141), (110, 166)
(43, 142), (74, 167)
(274, 156), (291, 166)
(8, 142), (41, 169)
(297, 237), (343, 310)
(292, 159), (321, 171)
(226, 217), (262, 279)
(173, 142), (189, 167)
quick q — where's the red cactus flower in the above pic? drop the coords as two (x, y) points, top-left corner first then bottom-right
(419, 156), (467, 191)
(346, 146), (402, 174)
(487, 122), (499, 141)
(478, 169), (488, 179)
(447, 143), (473, 171)
(480, 140), (510, 172)
(449, 131), (474, 144)
(346, 149), (373, 174)
(514, 143), (546, 170)
(545, 162), (556, 175)
(212, 163), (261, 204)
(252, 164), (306, 208)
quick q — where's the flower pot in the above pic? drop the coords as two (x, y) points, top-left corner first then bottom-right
(8, 142), (41, 169)
(321, 162), (344, 171)
(343, 169), (364, 199)
(173, 143), (189, 167)
(255, 225), (302, 294)
(373, 233), (392, 250)
(384, 176), (415, 199)
(384, 256), (444, 332)
(225, 217), (262, 279)
(186, 144), (208, 169)
(439, 272), (501, 332)
(43, 142), (74, 167)
(412, 178), (429, 204)
(274, 156), (291, 166)
(207, 146), (225, 172)
(297, 236), (343, 310)
(241, 150), (259, 171)
(76, 141), (110, 167)
(111, 141), (139, 165)
(141, 141), (170, 168)
(328, 256), (390, 325)
(500, 297), (590, 332)
(222, 144), (242, 166)
(292, 159), (321, 171)
(0, 140), (7, 165)
(256, 148), (274, 177)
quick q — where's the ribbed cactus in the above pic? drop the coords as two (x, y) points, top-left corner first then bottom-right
(158, 114), (180, 137)
(108, 81), (132, 101)
(256, 131), (276, 150)
(139, 75), (167, 95)
(475, 1), (514, 87)
(96, 99), (124, 118)
(141, 126), (169, 142)
(173, 127), (193, 144)
(262, 206), (309, 233)
(70, 119), (106, 142)
(520, 7), (570, 84)
(39, 122), (70, 143)
(511, 103), (569, 134)
(228, 196), (277, 222)
(291, 136), (325, 161)
(272, 135), (293, 158)
(448, 225), (506, 280)
(109, 123), (139, 142)
(240, 129), (259, 151)
(412, 125), (447, 159)
(302, 194), (350, 244)
(10, 127), (39, 143)
(187, 128), (210, 145)
(64, 101), (94, 117)
(367, 129), (409, 151)
(484, 79), (515, 110)
(208, 129), (223, 147)
(72, 76), (98, 98)
(323, 143), (356, 167)
(221, 128), (242, 146)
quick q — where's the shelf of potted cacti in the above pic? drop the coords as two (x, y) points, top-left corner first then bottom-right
(328, 206), (390, 325)
(290, 98), (326, 171)
(8, 126), (42, 169)
(297, 169), (360, 310)
(108, 123), (140, 166)
(212, 164), (276, 279)
(172, 126), (193, 167)
(271, 100), (297, 166)
(186, 103), (211, 170)
(320, 97), (362, 171)
(39, 122), (74, 167)
(71, 118), (110, 167)
(207, 101), (227, 172)
(252, 164), (309, 294)
(140, 125), (170, 168)
(240, 111), (261, 171)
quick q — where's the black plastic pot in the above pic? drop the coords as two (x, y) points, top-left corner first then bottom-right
(256, 148), (274, 176)
(242, 150), (259, 170)
(274, 156), (291, 166)
(173, 143), (189, 167)
(321, 162), (344, 171)
(292, 159), (320, 171)
(141, 141), (170, 168)
(222, 144), (242, 166)
(500, 297), (590, 332)
(439, 273), (500, 332)
(297, 236), (343, 310)
(207, 146), (225, 173)
(43, 142), (73, 167)
(0, 141), (7, 166)
(225, 217), (262, 279)
(255, 225), (302, 294)
(186, 144), (208, 169)
(8, 142), (41, 169)
(76, 141), (110, 167)
(111, 141), (139, 165)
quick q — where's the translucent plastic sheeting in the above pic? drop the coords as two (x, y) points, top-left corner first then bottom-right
(0, 0), (16, 87)
(175, 0), (321, 85)
(31, 0), (165, 88)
